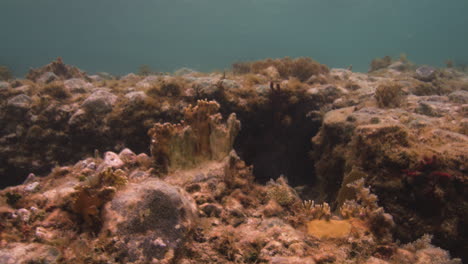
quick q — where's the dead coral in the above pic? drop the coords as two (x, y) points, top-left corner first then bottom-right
(375, 82), (404, 108)
(148, 100), (240, 173)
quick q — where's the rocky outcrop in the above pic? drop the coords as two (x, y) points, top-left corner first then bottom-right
(311, 103), (467, 259)
(26, 57), (87, 81)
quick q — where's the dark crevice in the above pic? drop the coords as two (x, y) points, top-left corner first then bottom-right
(230, 103), (322, 187)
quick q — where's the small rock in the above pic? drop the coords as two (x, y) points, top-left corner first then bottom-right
(448, 90), (468, 104)
(415, 66), (436, 82)
(125, 91), (147, 104)
(388, 61), (407, 71)
(136, 75), (159, 89)
(88, 75), (103, 82)
(25, 182), (40, 192)
(174, 67), (197, 76)
(118, 148), (137, 165)
(81, 89), (117, 114)
(256, 84), (271, 95)
(35, 227), (55, 242)
(271, 256), (316, 264)
(314, 253), (336, 264)
(7, 94), (32, 113)
(191, 77), (218, 96)
(37, 72), (59, 83)
(200, 203), (223, 217)
(64, 78), (93, 93)
(416, 102), (444, 117)
(99, 151), (124, 170)
(97, 72), (115, 80)
(68, 109), (86, 126)
(121, 73), (139, 81)
(136, 153), (152, 168)
(365, 257), (390, 264)
(128, 170), (149, 179)
(23, 173), (37, 184)
(0, 81), (10, 90)
(264, 66), (280, 79)
(221, 79), (240, 90)
(16, 208), (31, 222)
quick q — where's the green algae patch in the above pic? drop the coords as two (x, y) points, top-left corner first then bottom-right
(307, 219), (352, 239)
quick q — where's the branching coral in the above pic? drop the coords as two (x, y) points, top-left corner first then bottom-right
(340, 179), (395, 242)
(301, 200), (331, 220)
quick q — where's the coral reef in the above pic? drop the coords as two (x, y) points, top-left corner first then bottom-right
(0, 57), (466, 263)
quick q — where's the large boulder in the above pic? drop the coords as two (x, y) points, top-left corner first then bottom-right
(101, 179), (197, 263)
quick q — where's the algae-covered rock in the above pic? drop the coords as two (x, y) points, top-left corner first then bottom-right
(37, 72), (59, 84)
(448, 90), (468, 104)
(64, 78), (93, 93)
(6, 94), (32, 114)
(415, 66), (437, 82)
(101, 179), (197, 263)
(81, 89), (117, 114)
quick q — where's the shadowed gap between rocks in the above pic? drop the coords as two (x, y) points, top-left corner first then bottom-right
(232, 105), (322, 188)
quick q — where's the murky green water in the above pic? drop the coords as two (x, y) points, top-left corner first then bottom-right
(1, 0), (468, 75)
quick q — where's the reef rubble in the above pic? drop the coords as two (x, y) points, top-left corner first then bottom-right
(0, 57), (466, 263)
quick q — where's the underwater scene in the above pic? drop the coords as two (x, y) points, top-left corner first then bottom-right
(0, 0), (467, 263)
